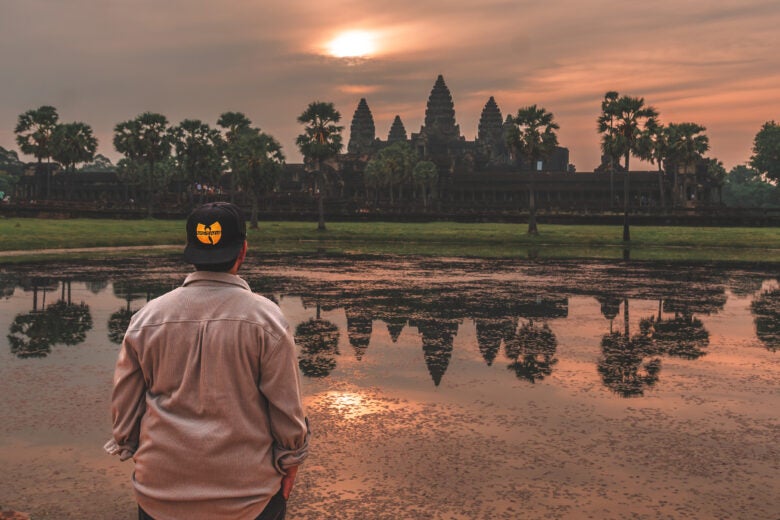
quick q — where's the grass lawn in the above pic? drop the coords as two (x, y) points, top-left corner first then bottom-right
(1, 218), (779, 262)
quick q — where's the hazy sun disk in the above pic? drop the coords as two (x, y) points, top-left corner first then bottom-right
(327, 30), (377, 58)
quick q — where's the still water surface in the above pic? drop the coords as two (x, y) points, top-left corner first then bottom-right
(0, 255), (778, 519)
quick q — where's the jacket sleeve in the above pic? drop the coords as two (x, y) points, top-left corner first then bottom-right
(259, 328), (310, 474)
(105, 332), (147, 460)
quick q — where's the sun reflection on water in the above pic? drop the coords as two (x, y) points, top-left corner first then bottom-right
(323, 391), (374, 420)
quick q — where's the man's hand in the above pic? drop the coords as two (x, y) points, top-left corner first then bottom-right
(281, 465), (299, 500)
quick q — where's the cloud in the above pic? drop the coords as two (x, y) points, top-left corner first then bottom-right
(1, 0), (778, 170)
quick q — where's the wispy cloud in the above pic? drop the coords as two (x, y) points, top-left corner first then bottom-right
(1, 0), (778, 170)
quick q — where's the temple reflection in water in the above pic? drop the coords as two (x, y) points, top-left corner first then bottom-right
(2, 256), (778, 397)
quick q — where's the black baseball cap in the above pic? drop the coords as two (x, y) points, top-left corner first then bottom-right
(183, 202), (246, 264)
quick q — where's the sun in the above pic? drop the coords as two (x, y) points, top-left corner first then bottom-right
(327, 30), (377, 58)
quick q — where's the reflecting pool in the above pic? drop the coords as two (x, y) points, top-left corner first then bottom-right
(1, 255), (778, 519)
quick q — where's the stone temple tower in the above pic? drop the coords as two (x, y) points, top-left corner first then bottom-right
(478, 96), (503, 142)
(423, 75), (460, 139)
(478, 96), (509, 165)
(347, 98), (376, 155)
(387, 115), (408, 144)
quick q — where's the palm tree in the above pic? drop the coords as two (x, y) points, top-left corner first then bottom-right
(705, 158), (727, 205)
(412, 160), (438, 210)
(377, 141), (416, 204)
(597, 92), (622, 207)
(216, 112), (252, 139)
(50, 121), (98, 201)
(51, 122), (98, 173)
(171, 119), (224, 205)
(230, 128), (285, 229)
(296, 101), (343, 231)
(217, 112), (253, 202)
(637, 117), (668, 209)
(113, 112), (173, 217)
(749, 120), (780, 184)
(506, 105), (559, 235)
(597, 93), (658, 241)
(363, 157), (387, 206)
(15, 105), (60, 198)
(665, 122), (709, 205)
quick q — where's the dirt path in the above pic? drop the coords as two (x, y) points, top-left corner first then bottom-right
(0, 245), (179, 258)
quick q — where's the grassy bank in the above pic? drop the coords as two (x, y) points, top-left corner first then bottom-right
(1, 218), (779, 262)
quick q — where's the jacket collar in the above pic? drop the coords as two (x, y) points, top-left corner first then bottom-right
(182, 271), (250, 291)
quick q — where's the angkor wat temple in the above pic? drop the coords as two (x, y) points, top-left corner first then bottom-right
(298, 74), (715, 214)
(345, 74), (571, 173)
(7, 75), (722, 217)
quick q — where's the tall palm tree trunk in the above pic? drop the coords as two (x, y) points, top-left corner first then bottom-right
(316, 162), (326, 231)
(250, 194), (259, 230)
(623, 298), (630, 337)
(147, 160), (155, 218)
(609, 168), (615, 209)
(623, 154), (630, 242)
(657, 167), (666, 210)
(317, 187), (326, 230)
(46, 157), (52, 200)
(528, 170), (538, 235)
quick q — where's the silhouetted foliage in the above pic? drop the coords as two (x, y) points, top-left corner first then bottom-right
(476, 317), (516, 366)
(8, 311), (52, 358)
(640, 314), (709, 360)
(505, 320), (558, 383)
(46, 301), (93, 345)
(751, 288), (780, 352)
(345, 307), (373, 361)
(296, 318), (340, 378)
(506, 105), (559, 234)
(7, 300), (92, 358)
(108, 308), (135, 344)
(598, 332), (661, 397)
(750, 120), (780, 183)
(296, 101), (343, 231)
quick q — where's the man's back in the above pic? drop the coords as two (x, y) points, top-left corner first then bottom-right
(110, 270), (308, 520)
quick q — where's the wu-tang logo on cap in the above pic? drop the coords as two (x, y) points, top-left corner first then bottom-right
(196, 222), (222, 245)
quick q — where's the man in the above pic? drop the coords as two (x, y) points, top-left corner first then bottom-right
(105, 202), (310, 520)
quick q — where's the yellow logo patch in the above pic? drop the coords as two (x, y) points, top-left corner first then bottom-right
(196, 222), (222, 245)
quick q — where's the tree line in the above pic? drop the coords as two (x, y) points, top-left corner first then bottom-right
(2, 104), (344, 228)
(1, 98), (778, 236)
(595, 92), (780, 240)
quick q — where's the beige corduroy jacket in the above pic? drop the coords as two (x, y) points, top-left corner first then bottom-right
(106, 271), (309, 520)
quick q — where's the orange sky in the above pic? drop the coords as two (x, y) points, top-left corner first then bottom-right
(2, 0), (778, 171)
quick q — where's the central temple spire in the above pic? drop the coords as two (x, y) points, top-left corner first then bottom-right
(424, 75), (459, 137)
